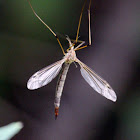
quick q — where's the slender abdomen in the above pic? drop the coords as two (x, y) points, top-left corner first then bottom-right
(54, 63), (70, 118)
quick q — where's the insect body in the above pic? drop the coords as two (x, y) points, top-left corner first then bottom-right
(54, 62), (70, 119)
(27, 37), (117, 118)
(27, 0), (117, 119)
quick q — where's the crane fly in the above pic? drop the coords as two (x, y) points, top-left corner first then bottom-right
(27, 0), (117, 119)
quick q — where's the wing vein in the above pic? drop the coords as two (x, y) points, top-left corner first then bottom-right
(76, 58), (117, 102)
(27, 59), (65, 90)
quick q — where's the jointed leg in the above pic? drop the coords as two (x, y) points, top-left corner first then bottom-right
(74, 41), (85, 50)
(27, 0), (65, 55)
(67, 41), (85, 52)
(75, 44), (88, 51)
(88, 0), (92, 45)
(71, 39), (84, 43)
(75, 0), (92, 51)
(75, 0), (88, 43)
(66, 40), (85, 52)
(66, 37), (84, 52)
(56, 37), (65, 55)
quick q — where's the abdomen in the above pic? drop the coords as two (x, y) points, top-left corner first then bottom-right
(54, 62), (70, 108)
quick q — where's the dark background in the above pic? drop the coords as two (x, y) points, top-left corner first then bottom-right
(0, 0), (139, 140)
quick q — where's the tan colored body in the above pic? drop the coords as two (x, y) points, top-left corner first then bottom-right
(27, 0), (117, 120)
(54, 44), (77, 118)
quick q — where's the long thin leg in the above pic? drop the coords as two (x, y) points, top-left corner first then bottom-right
(27, 0), (65, 55)
(71, 39), (84, 43)
(74, 41), (85, 50)
(67, 41), (85, 52)
(75, 0), (92, 51)
(75, 44), (88, 51)
(66, 38), (84, 52)
(75, 0), (88, 43)
(88, 0), (92, 45)
(56, 32), (84, 44)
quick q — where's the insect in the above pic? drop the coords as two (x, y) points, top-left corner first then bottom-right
(27, 0), (117, 119)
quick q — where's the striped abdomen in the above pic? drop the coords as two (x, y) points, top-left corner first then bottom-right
(54, 63), (70, 108)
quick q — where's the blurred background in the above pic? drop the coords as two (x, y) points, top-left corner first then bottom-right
(0, 0), (139, 139)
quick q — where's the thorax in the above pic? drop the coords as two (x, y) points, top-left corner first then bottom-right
(64, 47), (77, 63)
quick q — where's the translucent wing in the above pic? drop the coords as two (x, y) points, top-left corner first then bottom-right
(76, 59), (117, 102)
(27, 59), (65, 90)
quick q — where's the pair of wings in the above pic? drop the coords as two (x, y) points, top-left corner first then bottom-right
(27, 58), (117, 102)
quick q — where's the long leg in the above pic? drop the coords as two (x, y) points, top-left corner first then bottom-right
(58, 0), (88, 51)
(67, 40), (85, 52)
(75, 0), (88, 43)
(55, 32), (85, 45)
(67, 0), (88, 52)
(67, 41), (85, 52)
(27, 0), (65, 55)
(71, 39), (84, 43)
(66, 38), (84, 51)
(88, 0), (92, 45)
(75, 0), (92, 51)
(75, 44), (88, 51)
(74, 41), (85, 50)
